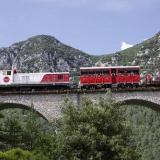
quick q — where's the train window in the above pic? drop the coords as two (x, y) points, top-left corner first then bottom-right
(111, 69), (116, 74)
(125, 69), (139, 74)
(117, 68), (139, 75)
(124, 69), (133, 74)
(58, 74), (63, 80)
(7, 71), (11, 75)
(126, 69), (131, 73)
(81, 70), (88, 75)
(2, 71), (7, 75)
(96, 70), (103, 75)
(88, 70), (95, 75)
(103, 70), (109, 74)
(132, 70), (139, 74)
(118, 70), (125, 74)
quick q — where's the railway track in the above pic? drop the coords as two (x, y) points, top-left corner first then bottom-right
(0, 86), (160, 95)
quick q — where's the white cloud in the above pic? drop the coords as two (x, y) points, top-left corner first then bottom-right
(121, 41), (133, 50)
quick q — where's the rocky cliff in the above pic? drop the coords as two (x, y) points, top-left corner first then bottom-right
(0, 35), (93, 73)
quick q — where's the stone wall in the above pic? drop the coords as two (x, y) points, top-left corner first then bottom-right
(0, 90), (160, 121)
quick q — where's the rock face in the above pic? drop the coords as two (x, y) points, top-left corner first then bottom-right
(131, 32), (160, 75)
(0, 35), (93, 73)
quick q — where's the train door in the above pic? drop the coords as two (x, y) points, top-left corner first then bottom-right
(111, 69), (117, 84)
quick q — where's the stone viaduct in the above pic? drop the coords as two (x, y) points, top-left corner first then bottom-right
(0, 90), (160, 121)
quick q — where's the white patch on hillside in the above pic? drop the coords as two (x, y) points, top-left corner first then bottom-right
(121, 42), (133, 50)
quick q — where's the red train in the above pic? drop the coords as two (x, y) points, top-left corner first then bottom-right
(79, 66), (140, 89)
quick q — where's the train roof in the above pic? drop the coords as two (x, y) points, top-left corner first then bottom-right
(80, 66), (140, 70)
(0, 70), (70, 74)
(16, 72), (70, 75)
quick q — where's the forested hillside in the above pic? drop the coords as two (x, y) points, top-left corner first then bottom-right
(121, 105), (160, 160)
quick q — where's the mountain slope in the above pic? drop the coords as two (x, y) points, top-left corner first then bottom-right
(98, 32), (160, 76)
(0, 35), (93, 72)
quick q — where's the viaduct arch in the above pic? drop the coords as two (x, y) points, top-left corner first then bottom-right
(117, 99), (160, 112)
(0, 90), (160, 121)
(0, 102), (48, 120)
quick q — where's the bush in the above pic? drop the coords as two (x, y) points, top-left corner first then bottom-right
(0, 148), (48, 160)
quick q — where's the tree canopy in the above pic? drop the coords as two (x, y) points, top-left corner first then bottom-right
(55, 94), (139, 159)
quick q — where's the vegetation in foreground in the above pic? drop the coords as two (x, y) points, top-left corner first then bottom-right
(121, 105), (160, 160)
(0, 94), (139, 159)
(55, 96), (139, 159)
(0, 148), (48, 160)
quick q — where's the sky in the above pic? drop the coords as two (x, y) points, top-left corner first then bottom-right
(0, 0), (160, 55)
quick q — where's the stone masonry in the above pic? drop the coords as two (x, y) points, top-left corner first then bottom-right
(0, 90), (160, 121)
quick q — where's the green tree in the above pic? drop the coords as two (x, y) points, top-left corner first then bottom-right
(21, 107), (57, 159)
(0, 108), (56, 159)
(33, 132), (58, 159)
(0, 113), (4, 119)
(55, 94), (139, 160)
(121, 105), (160, 160)
(21, 109), (42, 150)
(0, 112), (23, 150)
(0, 148), (49, 160)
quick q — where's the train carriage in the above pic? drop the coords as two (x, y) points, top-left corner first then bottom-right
(114, 66), (140, 88)
(79, 66), (140, 89)
(79, 67), (112, 89)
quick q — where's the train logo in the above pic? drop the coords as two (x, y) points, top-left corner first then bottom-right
(3, 76), (10, 83)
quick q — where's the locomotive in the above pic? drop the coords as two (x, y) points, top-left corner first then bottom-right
(0, 65), (157, 92)
(0, 69), (70, 91)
